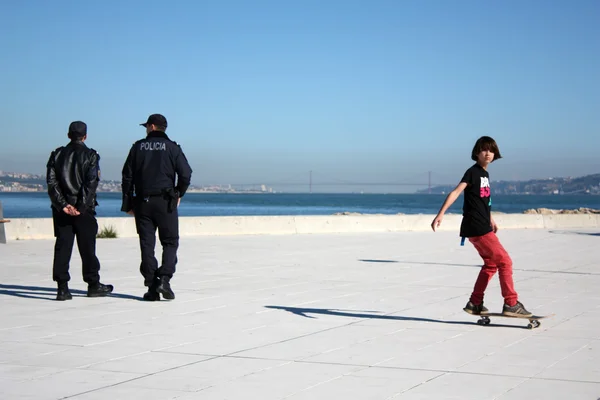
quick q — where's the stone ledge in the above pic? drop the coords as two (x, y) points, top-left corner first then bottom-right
(5, 214), (600, 240)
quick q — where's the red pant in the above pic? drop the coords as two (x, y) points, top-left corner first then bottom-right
(468, 232), (518, 307)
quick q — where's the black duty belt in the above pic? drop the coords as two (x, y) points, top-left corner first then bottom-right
(139, 189), (171, 197)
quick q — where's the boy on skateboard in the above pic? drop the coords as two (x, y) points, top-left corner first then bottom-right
(430, 136), (532, 317)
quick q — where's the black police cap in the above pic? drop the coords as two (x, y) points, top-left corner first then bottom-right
(140, 114), (168, 128)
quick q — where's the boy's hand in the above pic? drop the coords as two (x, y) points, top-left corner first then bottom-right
(491, 216), (499, 233)
(431, 215), (443, 231)
(492, 221), (499, 233)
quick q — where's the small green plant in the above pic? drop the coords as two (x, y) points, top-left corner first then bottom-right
(97, 225), (118, 239)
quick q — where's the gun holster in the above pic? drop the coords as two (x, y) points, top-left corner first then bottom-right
(165, 189), (180, 212)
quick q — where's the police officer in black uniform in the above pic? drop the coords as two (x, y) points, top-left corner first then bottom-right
(121, 114), (192, 301)
(47, 121), (114, 301)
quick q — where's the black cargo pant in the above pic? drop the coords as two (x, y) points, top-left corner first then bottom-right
(134, 195), (179, 287)
(52, 208), (101, 285)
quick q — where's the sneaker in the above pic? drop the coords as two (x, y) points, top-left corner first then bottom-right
(463, 301), (489, 315)
(87, 282), (114, 297)
(56, 283), (72, 301)
(157, 276), (175, 300)
(502, 301), (533, 317)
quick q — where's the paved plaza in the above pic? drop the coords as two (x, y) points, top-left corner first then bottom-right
(0, 228), (598, 399)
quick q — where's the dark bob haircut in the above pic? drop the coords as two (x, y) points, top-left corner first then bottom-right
(471, 136), (502, 162)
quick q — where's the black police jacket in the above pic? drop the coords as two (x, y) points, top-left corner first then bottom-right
(46, 141), (100, 213)
(121, 131), (192, 212)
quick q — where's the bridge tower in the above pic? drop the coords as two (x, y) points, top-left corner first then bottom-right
(428, 171), (432, 194)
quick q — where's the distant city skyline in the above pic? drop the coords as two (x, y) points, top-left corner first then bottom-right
(1, 169), (598, 195)
(2, 1), (599, 191)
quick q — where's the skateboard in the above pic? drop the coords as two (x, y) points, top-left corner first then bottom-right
(465, 311), (553, 329)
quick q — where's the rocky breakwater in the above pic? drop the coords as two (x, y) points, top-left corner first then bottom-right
(523, 207), (600, 215)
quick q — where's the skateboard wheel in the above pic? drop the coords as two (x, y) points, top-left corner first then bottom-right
(527, 320), (541, 329)
(477, 319), (485, 325)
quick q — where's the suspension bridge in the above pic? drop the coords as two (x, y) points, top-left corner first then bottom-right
(209, 171), (457, 193)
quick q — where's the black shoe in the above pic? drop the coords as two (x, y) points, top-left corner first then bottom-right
(157, 276), (175, 300)
(463, 301), (489, 315)
(143, 279), (161, 301)
(502, 301), (533, 317)
(87, 282), (114, 297)
(143, 290), (160, 301)
(56, 283), (72, 301)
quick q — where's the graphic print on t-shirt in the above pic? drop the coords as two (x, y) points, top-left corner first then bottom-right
(480, 177), (491, 206)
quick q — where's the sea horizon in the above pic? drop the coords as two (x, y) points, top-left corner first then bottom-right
(1, 192), (598, 219)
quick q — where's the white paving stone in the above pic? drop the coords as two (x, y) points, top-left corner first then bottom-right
(0, 228), (598, 399)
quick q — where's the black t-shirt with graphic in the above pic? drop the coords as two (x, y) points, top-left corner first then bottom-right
(459, 164), (493, 238)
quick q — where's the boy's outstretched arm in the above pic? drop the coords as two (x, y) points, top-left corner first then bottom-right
(431, 182), (467, 231)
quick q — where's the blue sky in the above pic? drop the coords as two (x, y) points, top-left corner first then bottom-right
(1, 0), (599, 192)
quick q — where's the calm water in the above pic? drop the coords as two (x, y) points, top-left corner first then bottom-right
(1, 192), (598, 218)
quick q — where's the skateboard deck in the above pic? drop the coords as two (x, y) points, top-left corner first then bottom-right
(464, 310), (554, 329)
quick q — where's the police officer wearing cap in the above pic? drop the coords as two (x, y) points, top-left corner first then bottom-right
(46, 121), (114, 301)
(121, 114), (192, 301)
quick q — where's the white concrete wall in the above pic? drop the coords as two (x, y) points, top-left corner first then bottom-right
(4, 214), (600, 240)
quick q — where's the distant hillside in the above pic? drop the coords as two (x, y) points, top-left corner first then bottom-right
(418, 173), (600, 195)
(0, 177), (46, 186)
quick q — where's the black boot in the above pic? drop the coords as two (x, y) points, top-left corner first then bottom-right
(87, 282), (114, 297)
(143, 278), (161, 301)
(56, 282), (72, 301)
(157, 276), (175, 300)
